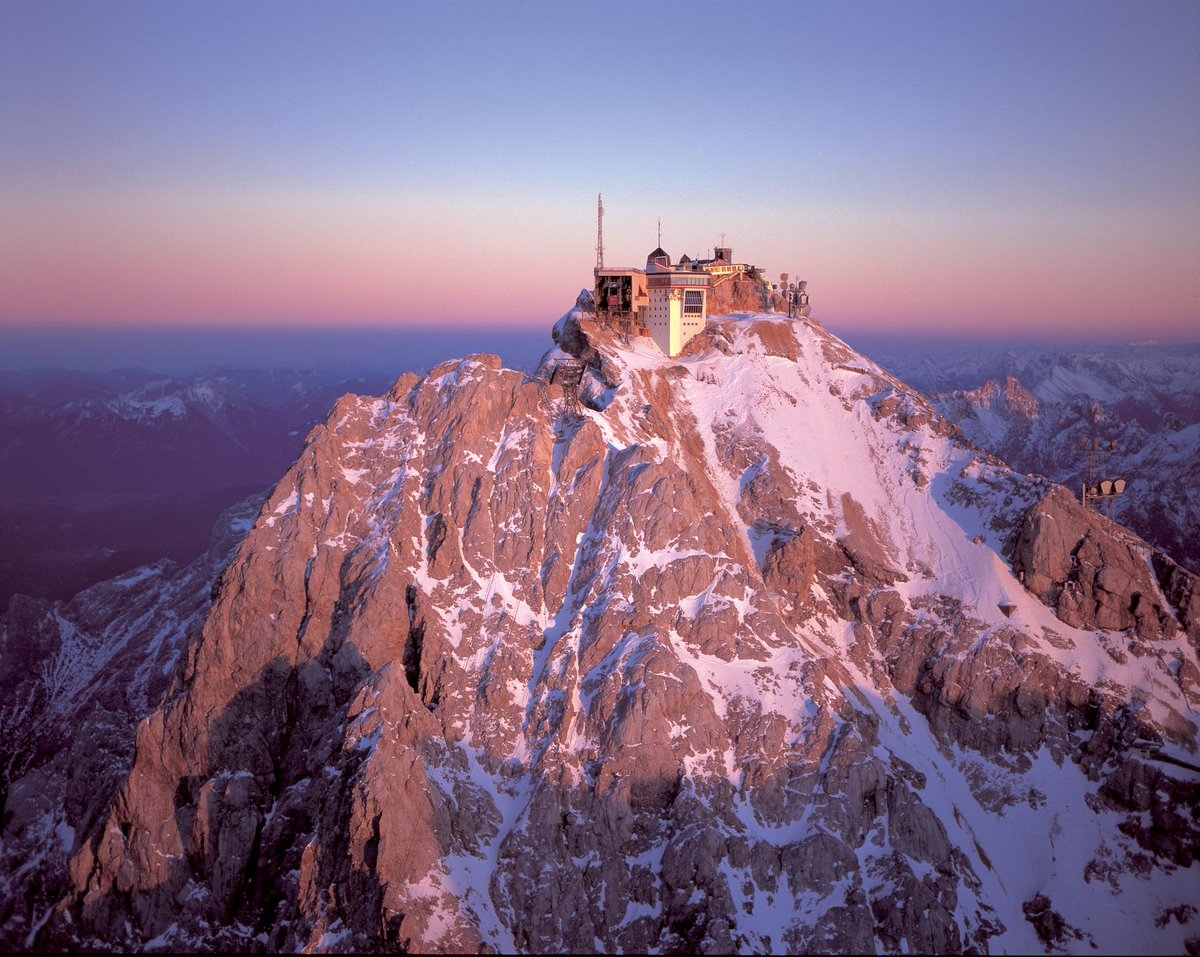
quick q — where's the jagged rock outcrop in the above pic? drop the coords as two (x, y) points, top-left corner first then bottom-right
(0, 496), (262, 950)
(969, 375), (1041, 420)
(13, 312), (1200, 954)
(704, 272), (783, 316)
(1013, 485), (1197, 642)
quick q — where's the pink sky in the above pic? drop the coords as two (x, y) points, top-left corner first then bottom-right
(3, 187), (1195, 342)
(2, 2), (1197, 344)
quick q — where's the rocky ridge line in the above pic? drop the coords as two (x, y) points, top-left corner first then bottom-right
(9, 312), (1198, 954)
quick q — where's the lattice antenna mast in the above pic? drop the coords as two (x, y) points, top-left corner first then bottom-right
(1077, 404), (1120, 513)
(657, 218), (662, 247)
(596, 194), (604, 270)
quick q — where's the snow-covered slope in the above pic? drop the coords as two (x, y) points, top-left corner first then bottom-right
(11, 313), (1199, 954)
(922, 367), (1200, 574)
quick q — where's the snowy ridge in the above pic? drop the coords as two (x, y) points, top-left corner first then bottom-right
(37, 312), (1200, 954)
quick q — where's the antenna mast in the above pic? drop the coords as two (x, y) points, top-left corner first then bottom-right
(596, 193), (604, 270)
(1076, 404), (1124, 515)
(657, 218), (662, 247)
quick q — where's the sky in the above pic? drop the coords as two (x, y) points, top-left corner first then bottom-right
(1, 0), (1198, 368)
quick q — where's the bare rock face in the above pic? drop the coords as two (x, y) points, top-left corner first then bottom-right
(23, 311), (1200, 954)
(705, 273), (784, 316)
(1153, 551), (1200, 643)
(552, 312), (624, 392)
(1013, 486), (1196, 641)
(970, 375), (1041, 421)
(0, 495), (261, 950)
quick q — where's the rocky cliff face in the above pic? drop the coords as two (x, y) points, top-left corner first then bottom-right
(0, 495), (261, 949)
(12, 313), (1200, 954)
(705, 273), (784, 316)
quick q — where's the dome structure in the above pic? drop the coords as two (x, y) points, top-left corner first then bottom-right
(646, 246), (671, 268)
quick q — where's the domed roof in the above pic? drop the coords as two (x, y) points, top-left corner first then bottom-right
(646, 246), (671, 267)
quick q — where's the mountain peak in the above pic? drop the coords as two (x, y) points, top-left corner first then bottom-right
(19, 309), (1200, 953)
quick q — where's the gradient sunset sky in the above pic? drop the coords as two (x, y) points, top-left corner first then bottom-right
(1, 0), (1198, 348)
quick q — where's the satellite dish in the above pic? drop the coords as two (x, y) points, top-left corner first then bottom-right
(797, 280), (807, 291)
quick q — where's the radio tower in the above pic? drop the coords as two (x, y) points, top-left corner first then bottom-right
(596, 193), (604, 269)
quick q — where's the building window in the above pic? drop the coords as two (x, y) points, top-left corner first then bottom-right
(683, 290), (703, 316)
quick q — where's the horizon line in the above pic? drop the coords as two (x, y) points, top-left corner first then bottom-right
(2, 317), (1197, 348)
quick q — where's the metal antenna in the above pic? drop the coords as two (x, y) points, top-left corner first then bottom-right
(1077, 404), (1121, 514)
(657, 218), (661, 247)
(596, 193), (604, 270)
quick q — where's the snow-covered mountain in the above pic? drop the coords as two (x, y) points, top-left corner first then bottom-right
(3, 313), (1197, 954)
(866, 343), (1200, 428)
(868, 343), (1200, 574)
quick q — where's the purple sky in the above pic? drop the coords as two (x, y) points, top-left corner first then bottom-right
(2, 0), (1198, 366)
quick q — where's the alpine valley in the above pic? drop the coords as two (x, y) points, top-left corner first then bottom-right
(2, 311), (1198, 954)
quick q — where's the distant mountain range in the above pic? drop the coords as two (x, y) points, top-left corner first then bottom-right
(0, 367), (392, 606)
(867, 343), (1200, 573)
(865, 342), (1200, 427)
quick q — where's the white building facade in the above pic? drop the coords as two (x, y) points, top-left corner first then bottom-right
(643, 246), (711, 358)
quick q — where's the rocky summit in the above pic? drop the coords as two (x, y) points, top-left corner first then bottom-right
(4, 310), (1199, 954)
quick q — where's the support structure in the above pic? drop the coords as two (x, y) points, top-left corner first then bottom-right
(596, 194), (604, 270)
(1077, 427), (1126, 516)
(550, 359), (586, 413)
